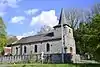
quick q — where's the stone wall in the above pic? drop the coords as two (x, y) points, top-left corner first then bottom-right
(12, 40), (62, 55)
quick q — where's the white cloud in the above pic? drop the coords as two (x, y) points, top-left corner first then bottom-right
(0, 0), (22, 16)
(0, 12), (6, 17)
(7, 0), (21, 8)
(22, 31), (37, 36)
(16, 31), (37, 40)
(0, 0), (8, 16)
(0, 0), (21, 8)
(24, 9), (39, 15)
(16, 36), (24, 40)
(30, 10), (58, 27)
(11, 16), (25, 24)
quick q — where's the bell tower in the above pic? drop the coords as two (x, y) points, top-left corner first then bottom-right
(53, 8), (76, 55)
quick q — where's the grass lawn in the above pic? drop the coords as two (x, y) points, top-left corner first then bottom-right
(0, 63), (100, 67)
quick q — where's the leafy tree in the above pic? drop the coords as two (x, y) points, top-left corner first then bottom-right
(74, 22), (88, 54)
(0, 17), (7, 53)
(74, 14), (100, 61)
(94, 46), (100, 61)
(73, 3), (100, 61)
(90, 14), (100, 60)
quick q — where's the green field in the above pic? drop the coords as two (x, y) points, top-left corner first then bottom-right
(0, 64), (100, 67)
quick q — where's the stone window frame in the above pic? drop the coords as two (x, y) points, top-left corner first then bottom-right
(34, 45), (37, 53)
(46, 43), (50, 52)
(24, 46), (27, 53)
(16, 47), (18, 55)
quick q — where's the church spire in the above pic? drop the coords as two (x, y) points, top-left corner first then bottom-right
(59, 8), (71, 26)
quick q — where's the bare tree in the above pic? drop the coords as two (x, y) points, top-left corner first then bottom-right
(84, 3), (100, 23)
(91, 3), (100, 15)
(65, 8), (82, 29)
(37, 25), (53, 34)
(65, 8), (94, 29)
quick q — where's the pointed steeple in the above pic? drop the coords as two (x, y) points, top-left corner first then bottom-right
(58, 8), (71, 26)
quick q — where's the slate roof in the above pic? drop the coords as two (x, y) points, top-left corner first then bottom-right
(12, 32), (61, 45)
(53, 8), (71, 29)
(58, 8), (71, 27)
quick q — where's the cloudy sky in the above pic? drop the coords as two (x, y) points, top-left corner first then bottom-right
(0, 0), (99, 39)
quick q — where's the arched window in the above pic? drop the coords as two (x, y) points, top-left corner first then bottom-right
(24, 46), (27, 53)
(16, 47), (18, 55)
(34, 45), (37, 52)
(46, 43), (50, 52)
